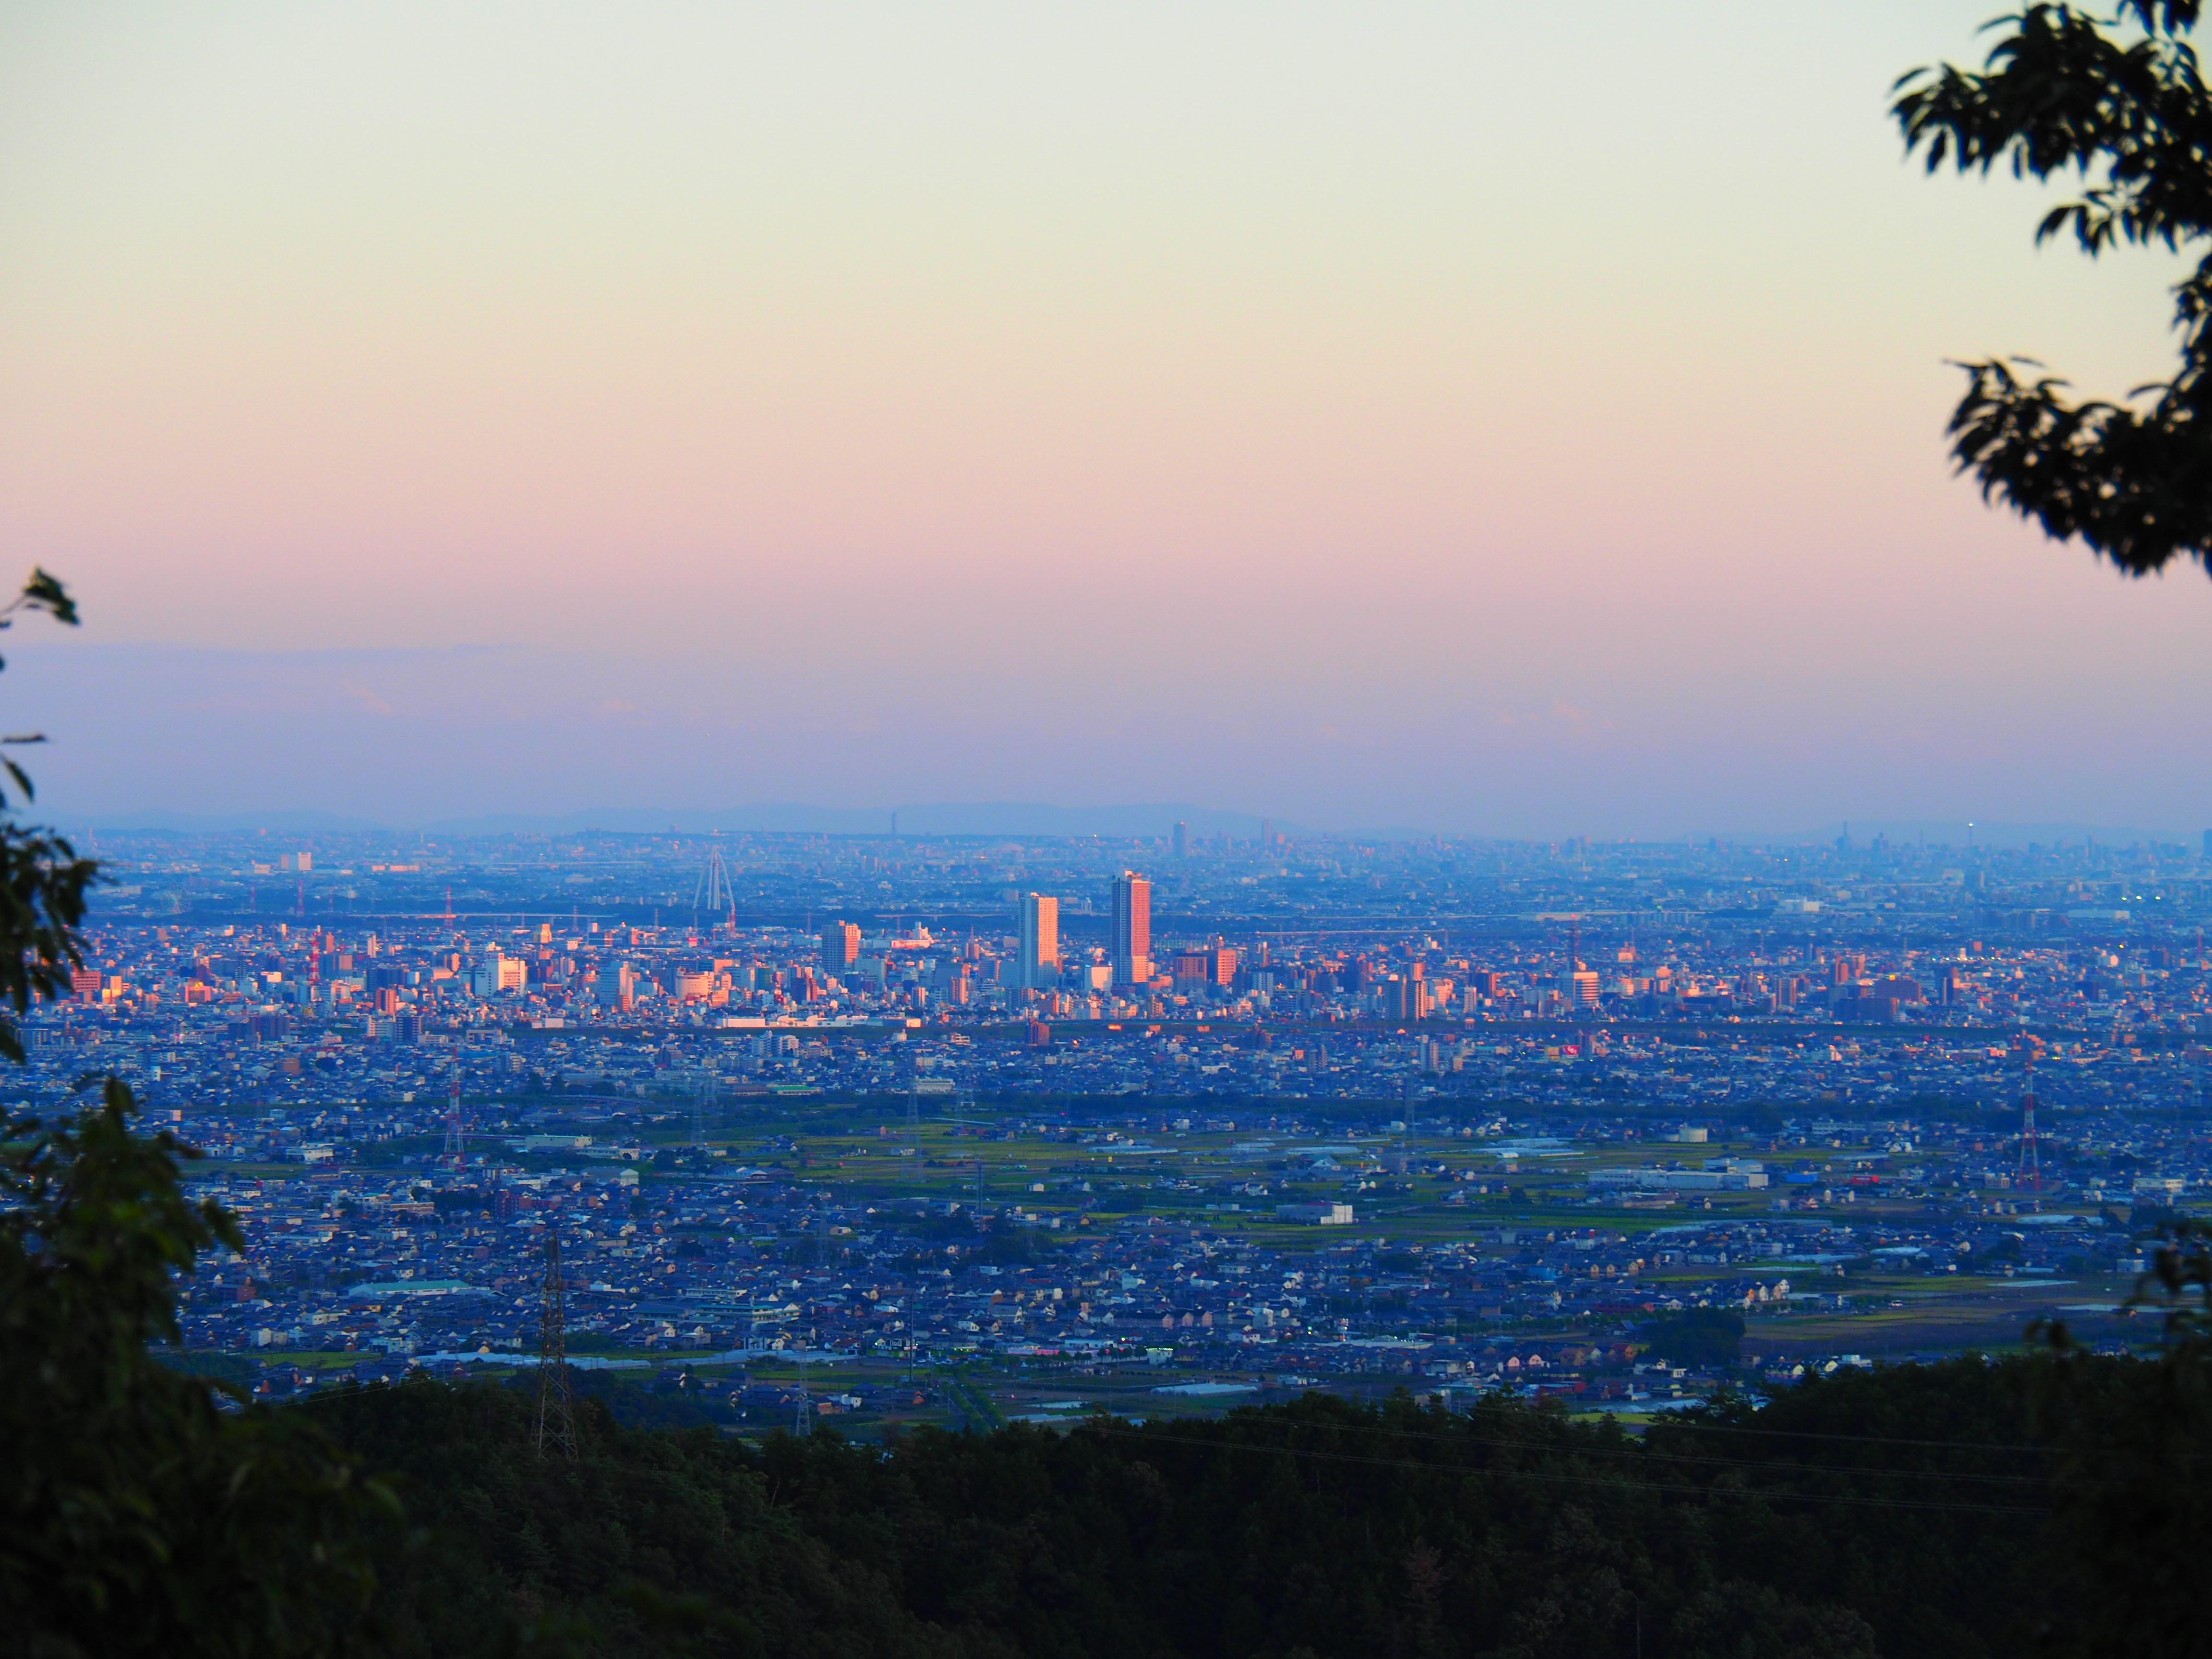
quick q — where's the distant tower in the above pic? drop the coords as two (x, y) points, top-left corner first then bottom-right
(534, 1231), (577, 1460)
(689, 1075), (716, 1150)
(794, 1370), (813, 1438)
(442, 1072), (467, 1170)
(2016, 1073), (2042, 1200)
(1557, 917), (1598, 1012)
(1111, 872), (1152, 985)
(1173, 821), (1188, 859)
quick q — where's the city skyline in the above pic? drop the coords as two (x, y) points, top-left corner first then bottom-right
(31, 785), (2212, 854)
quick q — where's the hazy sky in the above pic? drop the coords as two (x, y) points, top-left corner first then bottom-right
(3, 1), (2209, 834)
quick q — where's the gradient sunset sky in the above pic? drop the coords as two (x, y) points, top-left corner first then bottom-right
(3, 1), (2208, 835)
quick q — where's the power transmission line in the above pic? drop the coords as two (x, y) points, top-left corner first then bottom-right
(1067, 1424), (2047, 1517)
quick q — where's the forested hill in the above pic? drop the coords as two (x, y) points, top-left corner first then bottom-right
(313, 1357), (2094, 1659)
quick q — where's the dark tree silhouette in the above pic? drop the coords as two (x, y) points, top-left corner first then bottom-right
(0, 570), (96, 1061)
(1895, 2), (2212, 575)
(0, 575), (394, 1658)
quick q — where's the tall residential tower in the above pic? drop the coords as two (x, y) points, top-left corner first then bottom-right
(1016, 893), (1059, 990)
(1112, 872), (1152, 985)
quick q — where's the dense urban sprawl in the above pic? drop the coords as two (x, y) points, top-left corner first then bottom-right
(42, 823), (2212, 1430)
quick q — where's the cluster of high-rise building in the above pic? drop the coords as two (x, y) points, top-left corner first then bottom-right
(999, 872), (1151, 993)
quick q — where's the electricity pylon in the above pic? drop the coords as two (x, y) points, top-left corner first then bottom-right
(2016, 1057), (2042, 1204)
(442, 1071), (467, 1170)
(689, 1074), (718, 1150)
(534, 1231), (577, 1460)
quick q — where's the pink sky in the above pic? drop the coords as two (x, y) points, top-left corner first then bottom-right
(3, 1), (2209, 833)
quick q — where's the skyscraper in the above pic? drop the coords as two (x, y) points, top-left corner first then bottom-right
(821, 920), (861, 967)
(1111, 872), (1152, 985)
(1017, 893), (1059, 989)
(1173, 820), (1188, 859)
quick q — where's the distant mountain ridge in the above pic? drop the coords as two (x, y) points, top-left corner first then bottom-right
(54, 802), (1312, 840)
(51, 806), (2200, 848)
(1711, 819), (2201, 851)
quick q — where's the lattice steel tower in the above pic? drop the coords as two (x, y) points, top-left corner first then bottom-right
(689, 1074), (718, 1150)
(2016, 1071), (2042, 1200)
(442, 1071), (467, 1171)
(534, 1230), (577, 1460)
